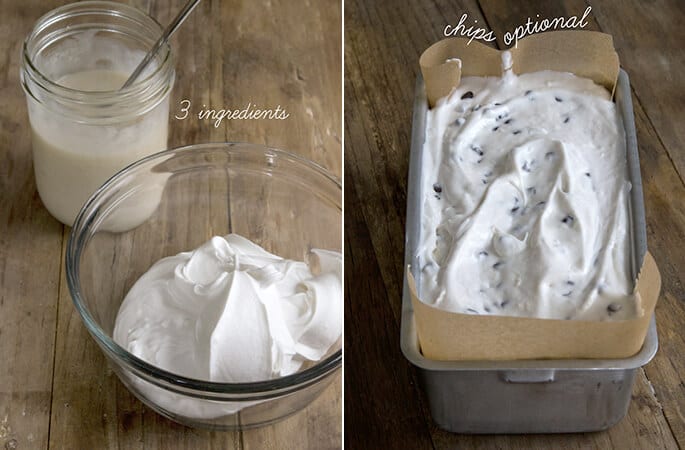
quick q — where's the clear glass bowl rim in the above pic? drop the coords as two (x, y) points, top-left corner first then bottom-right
(66, 142), (342, 397)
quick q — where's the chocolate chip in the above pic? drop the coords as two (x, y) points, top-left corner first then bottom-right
(525, 90), (532, 96)
(478, 250), (489, 257)
(492, 261), (503, 269)
(471, 145), (484, 156)
(500, 299), (510, 308)
(433, 183), (442, 193)
(526, 186), (537, 195)
(482, 179), (488, 185)
(585, 172), (591, 177)
(494, 102), (502, 106)
(561, 215), (575, 225)
(566, 280), (575, 286)
(563, 116), (570, 124)
(477, 158), (483, 164)
(545, 151), (555, 159)
(522, 161), (532, 172)
(467, 308), (479, 314)
(504, 119), (513, 124)
(511, 206), (520, 213)
(513, 130), (522, 135)
(607, 303), (622, 313)
(484, 306), (491, 313)
(461, 91), (474, 99)
(562, 291), (573, 297)
(492, 126), (499, 132)
(555, 96), (563, 102)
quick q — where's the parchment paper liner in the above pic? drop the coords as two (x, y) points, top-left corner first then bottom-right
(411, 31), (661, 360)
(409, 253), (660, 360)
(420, 30), (619, 107)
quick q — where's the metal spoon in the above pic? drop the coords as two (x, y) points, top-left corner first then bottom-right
(120, 0), (202, 89)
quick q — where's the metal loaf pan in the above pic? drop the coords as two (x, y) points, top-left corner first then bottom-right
(400, 70), (658, 434)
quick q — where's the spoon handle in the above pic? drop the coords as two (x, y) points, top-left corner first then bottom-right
(121, 0), (202, 89)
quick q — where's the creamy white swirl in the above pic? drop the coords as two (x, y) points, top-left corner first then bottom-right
(417, 57), (635, 321)
(113, 234), (341, 418)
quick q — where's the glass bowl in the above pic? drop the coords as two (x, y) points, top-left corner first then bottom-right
(66, 143), (342, 430)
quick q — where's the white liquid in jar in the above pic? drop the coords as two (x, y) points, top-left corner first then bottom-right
(29, 69), (170, 226)
(57, 69), (128, 91)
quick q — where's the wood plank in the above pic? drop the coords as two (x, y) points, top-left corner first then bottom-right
(344, 174), (434, 449)
(0, 1), (65, 449)
(590, 0), (685, 183)
(240, 374), (342, 450)
(630, 96), (685, 447)
(215, 0), (342, 176)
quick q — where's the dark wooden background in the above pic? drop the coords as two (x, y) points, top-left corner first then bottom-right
(344, 0), (684, 448)
(0, 0), (341, 448)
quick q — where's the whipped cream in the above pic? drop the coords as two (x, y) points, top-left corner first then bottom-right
(113, 234), (342, 418)
(417, 54), (635, 321)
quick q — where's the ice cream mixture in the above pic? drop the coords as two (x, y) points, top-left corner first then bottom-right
(417, 54), (636, 321)
(113, 234), (341, 416)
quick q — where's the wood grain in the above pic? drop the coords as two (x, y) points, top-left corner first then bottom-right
(0, 0), (341, 449)
(0, 1), (65, 449)
(588, 3), (685, 445)
(344, 0), (685, 448)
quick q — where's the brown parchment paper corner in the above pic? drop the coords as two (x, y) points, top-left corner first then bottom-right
(408, 252), (660, 361)
(419, 30), (620, 107)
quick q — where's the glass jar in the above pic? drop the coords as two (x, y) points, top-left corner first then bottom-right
(20, 1), (175, 226)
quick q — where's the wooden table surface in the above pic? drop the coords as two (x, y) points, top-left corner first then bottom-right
(0, 0), (341, 449)
(345, 0), (684, 448)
